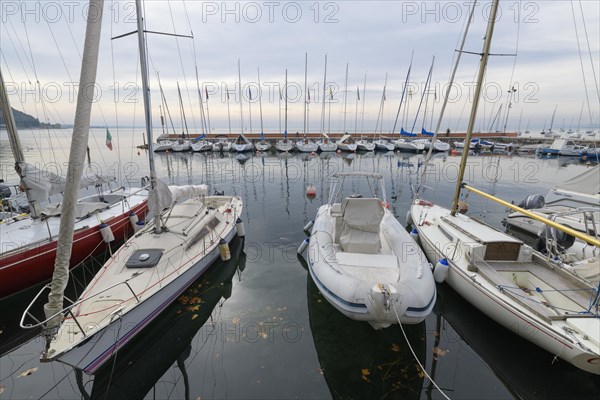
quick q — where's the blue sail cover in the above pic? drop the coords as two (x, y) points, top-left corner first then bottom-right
(421, 128), (434, 136)
(193, 134), (206, 141)
(260, 131), (265, 141)
(284, 130), (288, 140)
(400, 128), (417, 137)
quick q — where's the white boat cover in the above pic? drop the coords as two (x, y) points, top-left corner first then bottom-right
(339, 198), (384, 254)
(42, 201), (109, 218)
(148, 180), (208, 217)
(22, 162), (116, 204)
(555, 166), (600, 196)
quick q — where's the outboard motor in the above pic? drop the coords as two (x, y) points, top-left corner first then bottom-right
(537, 225), (576, 254)
(518, 194), (545, 210)
(0, 184), (11, 199)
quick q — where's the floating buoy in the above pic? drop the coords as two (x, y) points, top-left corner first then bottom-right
(133, 220), (145, 233)
(451, 149), (457, 156)
(303, 220), (314, 234)
(409, 228), (419, 242)
(99, 222), (115, 243)
(236, 218), (246, 237)
(219, 238), (231, 261)
(310, 151), (317, 156)
(129, 211), (139, 230)
(297, 237), (310, 254)
(337, 149), (342, 153)
(406, 210), (414, 226)
(433, 259), (449, 283)
(306, 185), (317, 197)
(457, 201), (469, 214)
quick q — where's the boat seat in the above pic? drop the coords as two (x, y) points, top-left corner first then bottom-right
(339, 198), (384, 254)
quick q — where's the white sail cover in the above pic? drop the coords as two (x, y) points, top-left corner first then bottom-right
(22, 162), (116, 203)
(555, 166), (600, 196)
(148, 179), (208, 217)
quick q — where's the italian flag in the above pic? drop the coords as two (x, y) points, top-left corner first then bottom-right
(106, 128), (113, 151)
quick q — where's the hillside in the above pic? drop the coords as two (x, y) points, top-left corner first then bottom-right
(0, 108), (61, 129)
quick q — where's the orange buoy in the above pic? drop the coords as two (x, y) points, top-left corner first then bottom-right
(306, 185), (317, 197)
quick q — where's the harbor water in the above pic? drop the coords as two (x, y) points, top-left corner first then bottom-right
(1, 129), (599, 399)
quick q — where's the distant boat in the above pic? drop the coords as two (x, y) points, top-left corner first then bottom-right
(539, 138), (587, 156)
(211, 134), (232, 152)
(336, 134), (357, 152)
(232, 133), (253, 152)
(275, 69), (295, 152)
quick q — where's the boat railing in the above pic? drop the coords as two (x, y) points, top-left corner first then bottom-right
(20, 279), (141, 337)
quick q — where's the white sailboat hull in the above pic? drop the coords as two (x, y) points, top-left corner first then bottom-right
(296, 140), (318, 153)
(317, 141), (337, 152)
(255, 141), (272, 151)
(374, 140), (395, 151)
(410, 201), (600, 374)
(45, 195), (243, 374)
(395, 140), (424, 152)
(356, 140), (375, 152)
(190, 140), (213, 152)
(275, 140), (295, 152)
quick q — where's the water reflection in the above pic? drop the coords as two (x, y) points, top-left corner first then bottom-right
(306, 273), (426, 399)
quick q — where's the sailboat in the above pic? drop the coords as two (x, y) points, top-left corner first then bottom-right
(232, 60), (253, 153)
(212, 84), (233, 152)
(296, 54), (318, 153)
(275, 69), (295, 152)
(305, 172), (436, 329)
(254, 68), (272, 152)
(410, 0), (600, 375)
(21, 0), (244, 374)
(373, 74), (395, 152)
(0, 67), (148, 300)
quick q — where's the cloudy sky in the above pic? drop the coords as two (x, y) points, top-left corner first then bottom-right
(1, 0), (599, 134)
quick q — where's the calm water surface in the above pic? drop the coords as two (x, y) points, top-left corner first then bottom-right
(1, 129), (599, 399)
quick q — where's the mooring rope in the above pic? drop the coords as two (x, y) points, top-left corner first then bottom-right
(393, 307), (451, 400)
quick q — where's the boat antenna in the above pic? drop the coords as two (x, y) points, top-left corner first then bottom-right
(418, 0), (477, 195)
(451, 0), (500, 216)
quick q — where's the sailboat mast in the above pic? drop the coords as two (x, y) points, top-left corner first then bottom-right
(342, 62), (349, 133)
(419, 0), (477, 193)
(0, 69), (39, 217)
(43, 0), (104, 336)
(136, 0), (160, 231)
(258, 68), (264, 140)
(361, 73), (367, 135)
(354, 85), (359, 135)
(238, 59), (244, 133)
(451, 0), (500, 216)
(321, 54), (327, 135)
(285, 69), (288, 138)
(226, 84), (232, 135)
(303, 52), (308, 136)
(205, 84), (211, 134)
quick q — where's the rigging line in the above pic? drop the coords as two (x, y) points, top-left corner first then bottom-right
(167, 0), (197, 134)
(1, 24), (33, 84)
(393, 307), (452, 400)
(577, 0), (600, 103)
(21, 20), (62, 164)
(109, 0), (123, 171)
(570, 0), (594, 127)
(501, 0), (522, 133)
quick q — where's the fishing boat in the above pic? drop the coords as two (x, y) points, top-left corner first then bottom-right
(305, 172), (436, 329)
(275, 69), (295, 152)
(21, 0), (244, 374)
(410, 0), (600, 375)
(0, 64), (148, 300)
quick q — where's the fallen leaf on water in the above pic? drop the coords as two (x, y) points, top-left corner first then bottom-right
(391, 342), (401, 352)
(416, 365), (426, 378)
(317, 367), (324, 375)
(187, 305), (200, 312)
(18, 367), (38, 378)
(260, 332), (268, 339)
(191, 314), (198, 320)
(432, 347), (449, 357)
(361, 368), (370, 376)
(190, 297), (202, 304)
(232, 317), (240, 325)
(0, 384), (4, 394)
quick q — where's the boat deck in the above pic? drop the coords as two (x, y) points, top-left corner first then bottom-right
(475, 258), (598, 323)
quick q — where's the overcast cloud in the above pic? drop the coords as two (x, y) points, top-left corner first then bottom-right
(1, 0), (599, 134)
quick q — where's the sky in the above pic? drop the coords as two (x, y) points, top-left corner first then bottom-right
(1, 0), (599, 134)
